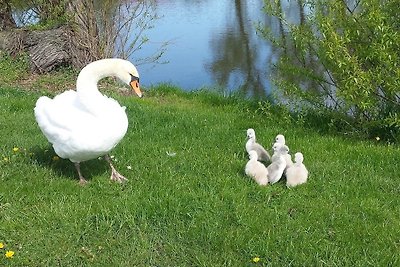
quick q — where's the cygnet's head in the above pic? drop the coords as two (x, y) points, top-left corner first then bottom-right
(272, 142), (283, 152)
(248, 150), (258, 160)
(247, 128), (256, 139)
(275, 134), (285, 144)
(279, 145), (289, 155)
(294, 152), (304, 163)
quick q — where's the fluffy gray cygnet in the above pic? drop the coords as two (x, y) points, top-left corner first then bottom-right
(271, 142), (293, 169)
(267, 144), (289, 184)
(245, 128), (271, 162)
(286, 152), (309, 188)
(245, 150), (269, 186)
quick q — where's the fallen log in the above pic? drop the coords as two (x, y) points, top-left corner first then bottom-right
(0, 25), (98, 73)
(0, 26), (72, 73)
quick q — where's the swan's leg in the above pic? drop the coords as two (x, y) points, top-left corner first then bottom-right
(104, 155), (128, 183)
(74, 162), (88, 185)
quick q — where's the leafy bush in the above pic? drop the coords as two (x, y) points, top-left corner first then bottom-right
(260, 0), (400, 142)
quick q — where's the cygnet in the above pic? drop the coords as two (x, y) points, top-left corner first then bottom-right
(271, 142), (293, 168)
(267, 144), (288, 184)
(245, 128), (271, 162)
(275, 134), (286, 145)
(245, 150), (269, 186)
(275, 134), (291, 162)
(286, 152), (309, 188)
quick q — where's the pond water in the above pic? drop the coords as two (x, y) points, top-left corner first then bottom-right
(132, 0), (283, 98)
(11, 0), (302, 98)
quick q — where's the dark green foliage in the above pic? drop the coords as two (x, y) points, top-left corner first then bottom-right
(10, 0), (68, 29)
(260, 0), (400, 142)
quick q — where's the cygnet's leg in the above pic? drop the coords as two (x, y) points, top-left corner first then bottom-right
(104, 155), (128, 183)
(74, 162), (88, 185)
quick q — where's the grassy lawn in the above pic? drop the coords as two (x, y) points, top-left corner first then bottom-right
(0, 59), (399, 266)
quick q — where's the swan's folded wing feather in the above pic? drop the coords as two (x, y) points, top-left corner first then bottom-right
(34, 91), (93, 144)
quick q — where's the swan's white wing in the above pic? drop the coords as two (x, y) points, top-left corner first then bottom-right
(34, 90), (94, 146)
(35, 90), (128, 162)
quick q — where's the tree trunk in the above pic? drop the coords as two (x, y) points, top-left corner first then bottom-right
(66, 0), (101, 69)
(0, 0), (101, 72)
(0, 0), (17, 30)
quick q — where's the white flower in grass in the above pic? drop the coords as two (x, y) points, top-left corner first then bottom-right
(127, 165), (132, 170)
(166, 151), (176, 157)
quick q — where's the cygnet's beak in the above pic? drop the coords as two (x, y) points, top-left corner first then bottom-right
(130, 77), (142, 98)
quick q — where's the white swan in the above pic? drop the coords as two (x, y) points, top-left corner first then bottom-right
(34, 58), (142, 185)
(245, 150), (268, 186)
(245, 128), (271, 162)
(286, 152), (309, 188)
(267, 144), (288, 184)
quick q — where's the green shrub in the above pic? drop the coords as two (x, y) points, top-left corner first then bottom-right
(260, 0), (400, 142)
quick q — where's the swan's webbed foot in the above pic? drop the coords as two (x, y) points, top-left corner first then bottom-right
(110, 168), (128, 183)
(79, 178), (88, 186)
(104, 155), (128, 183)
(74, 162), (88, 186)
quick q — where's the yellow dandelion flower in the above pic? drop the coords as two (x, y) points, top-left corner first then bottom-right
(0, 243), (4, 249)
(5, 250), (14, 259)
(13, 147), (19, 152)
(252, 257), (260, 263)
(3, 157), (8, 162)
(52, 156), (60, 161)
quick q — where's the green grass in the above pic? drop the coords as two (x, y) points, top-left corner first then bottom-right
(0, 58), (399, 265)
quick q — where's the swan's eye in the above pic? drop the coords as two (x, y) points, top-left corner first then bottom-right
(130, 74), (139, 83)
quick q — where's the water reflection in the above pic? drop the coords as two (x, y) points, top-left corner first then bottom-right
(207, 0), (268, 97)
(132, 0), (277, 97)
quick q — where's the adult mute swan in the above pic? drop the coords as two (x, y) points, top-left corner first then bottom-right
(245, 128), (271, 162)
(34, 58), (142, 185)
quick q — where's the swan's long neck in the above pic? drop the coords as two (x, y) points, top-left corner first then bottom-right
(75, 59), (125, 115)
(76, 59), (121, 95)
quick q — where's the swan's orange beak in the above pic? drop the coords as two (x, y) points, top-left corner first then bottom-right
(130, 79), (142, 98)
